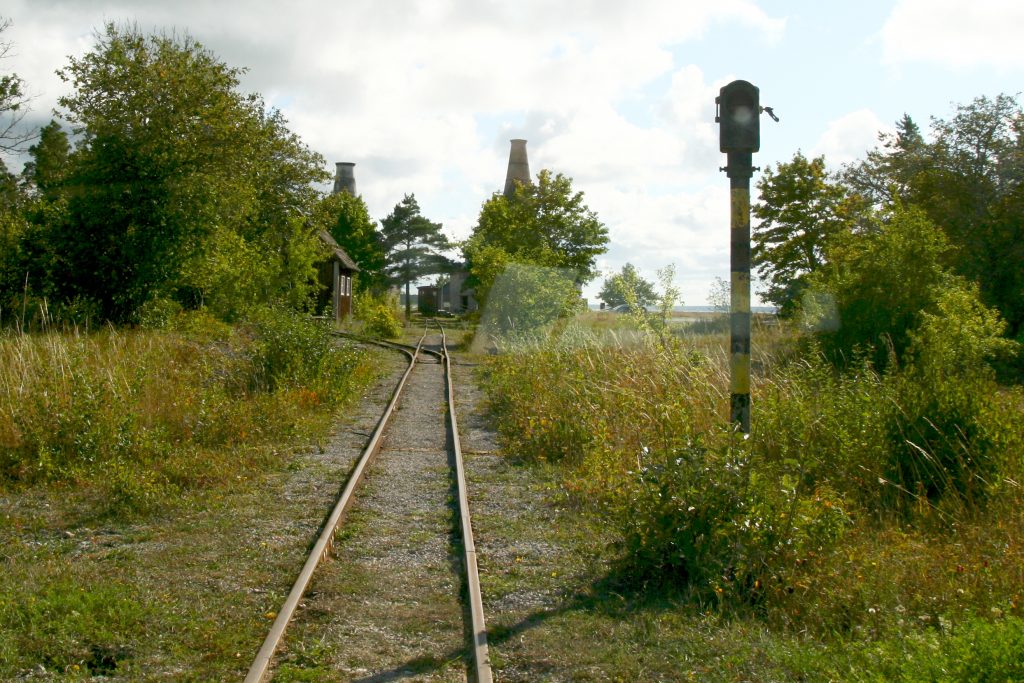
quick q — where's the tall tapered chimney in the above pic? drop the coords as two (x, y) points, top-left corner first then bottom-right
(333, 162), (356, 196)
(503, 139), (530, 198)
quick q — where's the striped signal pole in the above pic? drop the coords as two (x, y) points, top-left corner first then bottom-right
(716, 80), (763, 434)
(727, 154), (753, 432)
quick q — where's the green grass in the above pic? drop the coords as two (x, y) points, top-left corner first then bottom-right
(475, 317), (1024, 678)
(0, 309), (382, 679)
(0, 308), (371, 510)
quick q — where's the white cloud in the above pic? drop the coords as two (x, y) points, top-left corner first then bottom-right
(881, 0), (1024, 69)
(812, 109), (892, 167)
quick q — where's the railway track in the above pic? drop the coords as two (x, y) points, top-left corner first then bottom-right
(245, 325), (492, 682)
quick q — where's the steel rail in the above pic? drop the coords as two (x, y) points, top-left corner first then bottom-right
(334, 330), (444, 361)
(438, 323), (493, 683)
(244, 331), (426, 683)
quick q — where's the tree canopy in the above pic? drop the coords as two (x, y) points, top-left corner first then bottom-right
(598, 263), (657, 309)
(752, 152), (864, 316)
(33, 24), (329, 322)
(752, 93), (1023, 375)
(380, 193), (451, 317)
(21, 120), (70, 199)
(312, 191), (387, 294)
(464, 169), (609, 308)
(842, 95), (1024, 335)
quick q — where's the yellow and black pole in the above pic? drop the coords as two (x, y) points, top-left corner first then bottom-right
(716, 80), (761, 433)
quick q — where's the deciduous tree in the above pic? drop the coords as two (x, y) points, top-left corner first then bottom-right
(312, 191), (386, 293)
(807, 203), (958, 370)
(598, 263), (657, 309)
(50, 24), (327, 321)
(0, 18), (32, 154)
(843, 95), (1024, 335)
(752, 152), (863, 316)
(464, 169), (609, 308)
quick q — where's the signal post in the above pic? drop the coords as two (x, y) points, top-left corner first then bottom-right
(716, 80), (763, 434)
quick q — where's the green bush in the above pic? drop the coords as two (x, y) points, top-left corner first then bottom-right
(928, 617), (1024, 682)
(619, 437), (849, 599)
(807, 203), (953, 371)
(357, 293), (402, 339)
(478, 262), (582, 334)
(244, 305), (341, 393)
(883, 284), (1018, 505)
(136, 297), (183, 329)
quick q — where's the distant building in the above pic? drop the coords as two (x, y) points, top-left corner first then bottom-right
(317, 162), (361, 322)
(441, 269), (476, 313)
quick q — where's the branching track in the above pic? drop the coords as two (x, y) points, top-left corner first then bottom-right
(245, 325), (492, 682)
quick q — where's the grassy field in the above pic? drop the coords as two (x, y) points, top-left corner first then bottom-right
(3, 309), (1021, 680)
(0, 309), (380, 678)
(476, 311), (1024, 680)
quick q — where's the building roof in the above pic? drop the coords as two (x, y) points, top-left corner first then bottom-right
(318, 231), (360, 271)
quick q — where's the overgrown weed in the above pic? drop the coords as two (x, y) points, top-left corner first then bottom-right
(0, 306), (370, 514)
(480, 316), (1024, 672)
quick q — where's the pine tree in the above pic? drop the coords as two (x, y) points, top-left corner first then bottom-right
(380, 194), (451, 317)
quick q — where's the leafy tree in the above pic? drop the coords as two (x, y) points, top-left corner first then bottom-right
(21, 120), (70, 198)
(312, 191), (386, 293)
(0, 159), (29, 321)
(0, 156), (20, 210)
(841, 114), (928, 207)
(49, 24), (327, 321)
(380, 193), (451, 317)
(806, 203), (961, 370)
(843, 95), (1024, 335)
(599, 263), (657, 309)
(752, 152), (864, 316)
(478, 262), (582, 334)
(0, 18), (32, 153)
(464, 169), (609, 307)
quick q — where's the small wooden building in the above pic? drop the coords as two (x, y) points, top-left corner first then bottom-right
(317, 231), (360, 323)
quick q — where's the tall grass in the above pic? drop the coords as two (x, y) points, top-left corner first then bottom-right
(0, 308), (369, 512)
(480, 320), (1024, 646)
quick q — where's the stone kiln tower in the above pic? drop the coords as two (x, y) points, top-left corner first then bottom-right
(333, 162), (357, 196)
(503, 139), (530, 198)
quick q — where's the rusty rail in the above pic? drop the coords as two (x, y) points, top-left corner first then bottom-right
(245, 326), (492, 682)
(438, 323), (493, 683)
(244, 331), (424, 682)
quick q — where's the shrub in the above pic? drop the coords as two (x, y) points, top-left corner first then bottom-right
(882, 284), (1018, 506)
(478, 262), (581, 335)
(136, 297), (183, 329)
(807, 203), (953, 371)
(619, 437), (849, 599)
(356, 292), (402, 339)
(243, 305), (353, 394)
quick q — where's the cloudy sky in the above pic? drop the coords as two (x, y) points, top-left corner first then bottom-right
(3, 0), (1023, 304)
